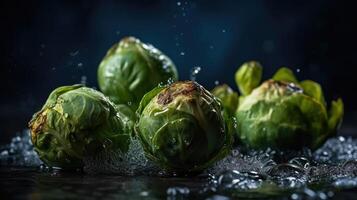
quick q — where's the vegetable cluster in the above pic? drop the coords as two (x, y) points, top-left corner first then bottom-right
(28, 37), (344, 172)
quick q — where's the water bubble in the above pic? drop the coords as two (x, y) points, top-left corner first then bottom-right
(69, 50), (79, 57)
(214, 80), (219, 85)
(189, 66), (201, 81)
(296, 68), (301, 73)
(83, 138), (160, 175)
(180, 52), (185, 56)
(77, 63), (83, 68)
(222, 29), (226, 33)
(176, 1), (181, 6)
(166, 186), (190, 198)
(80, 75), (87, 85)
(139, 191), (149, 196)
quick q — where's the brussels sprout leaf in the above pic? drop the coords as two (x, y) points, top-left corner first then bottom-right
(136, 86), (165, 115)
(272, 67), (298, 84)
(300, 80), (326, 106)
(328, 98), (344, 136)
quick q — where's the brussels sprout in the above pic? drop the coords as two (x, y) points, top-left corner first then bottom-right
(235, 64), (344, 150)
(97, 36), (178, 111)
(211, 84), (239, 116)
(235, 61), (262, 96)
(135, 81), (233, 172)
(28, 85), (133, 169)
(211, 84), (239, 144)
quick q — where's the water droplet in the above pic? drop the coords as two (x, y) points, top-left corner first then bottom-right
(296, 68), (301, 73)
(139, 191), (149, 196)
(180, 52), (185, 56)
(167, 187), (190, 197)
(189, 66), (201, 81)
(80, 76), (87, 85)
(222, 29), (226, 33)
(177, 1), (181, 6)
(214, 80), (219, 85)
(77, 63), (83, 67)
(69, 50), (79, 57)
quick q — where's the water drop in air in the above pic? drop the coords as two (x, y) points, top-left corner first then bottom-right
(190, 66), (201, 81)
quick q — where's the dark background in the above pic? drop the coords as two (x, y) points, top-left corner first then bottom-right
(1, 0), (357, 144)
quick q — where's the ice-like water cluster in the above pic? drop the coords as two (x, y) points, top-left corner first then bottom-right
(83, 138), (160, 175)
(198, 136), (357, 199)
(0, 130), (42, 167)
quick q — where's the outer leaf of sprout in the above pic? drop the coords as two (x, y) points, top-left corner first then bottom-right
(272, 67), (299, 84)
(328, 98), (344, 136)
(300, 80), (326, 106)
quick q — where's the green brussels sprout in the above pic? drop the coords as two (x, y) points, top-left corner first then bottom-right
(28, 85), (133, 169)
(135, 81), (233, 172)
(235, 61), (263, 96)
(235, 64), (344, 150)
(97, 36), (179, 111)
(211, 84), (239, 116)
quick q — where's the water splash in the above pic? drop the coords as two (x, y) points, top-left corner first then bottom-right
(0, 130), (42, 167)
(83, 138), (160, 175)
(1, 131), (357, 198)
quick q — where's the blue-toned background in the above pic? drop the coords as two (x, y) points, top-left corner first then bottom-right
(1, 0), (356, 143)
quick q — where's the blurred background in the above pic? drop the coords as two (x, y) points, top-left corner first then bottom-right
(1, 0), (356, 144)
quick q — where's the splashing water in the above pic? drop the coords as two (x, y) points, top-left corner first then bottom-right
(1, 131), (357, 198)
(83, 138), (160, 175)
(0, 130), (42, 167)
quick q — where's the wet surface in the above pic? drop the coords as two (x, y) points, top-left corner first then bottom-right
(1, 130), (357, 199)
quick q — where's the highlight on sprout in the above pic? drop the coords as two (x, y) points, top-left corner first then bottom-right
(135, 81), (233, 172)
(234, 61), (344, 150)
(28, 84), (134, 169)
(97, 36), (178, 111)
